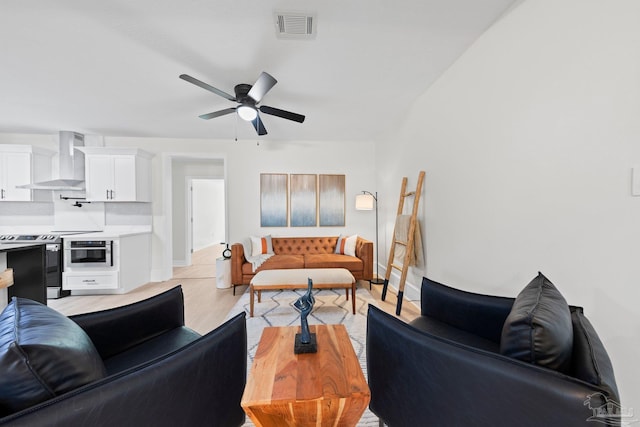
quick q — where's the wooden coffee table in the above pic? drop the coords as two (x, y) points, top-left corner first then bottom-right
(241, 324), (370, 427)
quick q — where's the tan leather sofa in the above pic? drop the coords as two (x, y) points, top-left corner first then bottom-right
(231, 236), (373, 293)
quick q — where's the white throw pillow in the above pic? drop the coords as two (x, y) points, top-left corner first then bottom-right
(250, 235), (274, 256)
(335, 234), (358, 257)
(242, 238), (252, 258)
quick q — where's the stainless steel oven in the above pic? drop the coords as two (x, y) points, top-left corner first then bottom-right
(0, 232), (83, 299)
(64, 239), (113, 269)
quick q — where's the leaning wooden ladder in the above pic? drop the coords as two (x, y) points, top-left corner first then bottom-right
(381, 171), (425, 315)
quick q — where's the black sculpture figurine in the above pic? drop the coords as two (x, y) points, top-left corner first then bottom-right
(293, 278), (317, 354)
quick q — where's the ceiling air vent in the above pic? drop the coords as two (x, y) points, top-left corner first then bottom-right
(274, 12), (316, 40)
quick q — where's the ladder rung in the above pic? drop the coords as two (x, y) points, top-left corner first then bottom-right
(394, 240), (407, 246)
(403, 191), (416, 197)
(391, 263), (403, 270)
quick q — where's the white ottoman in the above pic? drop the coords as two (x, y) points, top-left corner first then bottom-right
(249, 268), (356, 317)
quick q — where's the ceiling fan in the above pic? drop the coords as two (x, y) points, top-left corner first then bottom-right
(179, 72), (305, 136)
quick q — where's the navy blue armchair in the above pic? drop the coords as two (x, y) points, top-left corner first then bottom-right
(0, 286), (247, 427)
(367, 276), (619, 427)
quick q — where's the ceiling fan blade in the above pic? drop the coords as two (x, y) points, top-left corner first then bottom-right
(251, 114), (268, 136)
(180, 74), (236, 101)
(198, 107), (236, 120)
(247, 72), (277, 103)
(259, 105), (305, 123)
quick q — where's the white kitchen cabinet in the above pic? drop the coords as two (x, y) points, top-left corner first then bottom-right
(63, 271), (119, 290)
(63, 233), (151, 294)
(79, 147), (152, 202)
(0, 145), (53, 202)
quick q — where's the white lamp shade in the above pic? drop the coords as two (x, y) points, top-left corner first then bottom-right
(355, 194), (374, 210)
(237, 105), (258, 121)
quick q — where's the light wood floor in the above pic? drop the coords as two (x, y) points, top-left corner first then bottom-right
(49, 245), (419, 334)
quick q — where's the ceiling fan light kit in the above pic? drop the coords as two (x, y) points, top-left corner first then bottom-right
(237, 105), (257, 121)
(179, 71), (305, 136)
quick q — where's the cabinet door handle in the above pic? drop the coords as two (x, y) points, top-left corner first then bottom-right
(1, 189), (4, 199)
(106, 189), (109, 199)
(82, 279), (96, 283)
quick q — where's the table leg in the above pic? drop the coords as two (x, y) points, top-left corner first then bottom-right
(351, 283), (356, 314)
(250, 285), (255, 317)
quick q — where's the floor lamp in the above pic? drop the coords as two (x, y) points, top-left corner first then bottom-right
(355, 191), (384, 286)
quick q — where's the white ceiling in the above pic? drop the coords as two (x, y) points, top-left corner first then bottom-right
(0, 0), (521, 142)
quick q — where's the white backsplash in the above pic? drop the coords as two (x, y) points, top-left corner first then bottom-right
(105, 202), (152, 225)
(0, 199), (151, 233)
(53, 198), (105, 231)
(0, 202), (54, 227)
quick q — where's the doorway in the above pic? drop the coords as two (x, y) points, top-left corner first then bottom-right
(189, 178), (226, 255)
(169, 157), (226, 271)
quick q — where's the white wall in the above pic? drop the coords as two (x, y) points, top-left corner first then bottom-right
(377, 0), (639, 408)
(223, 140), (377, 241)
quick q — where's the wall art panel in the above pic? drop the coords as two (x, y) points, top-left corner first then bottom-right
(319, 174), (345, 226)
(260, 173), (288, 227)
(290, 174), (317, 227)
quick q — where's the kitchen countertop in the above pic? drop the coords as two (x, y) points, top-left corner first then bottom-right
(71, 226), (152, 238)
(0, 226), (153, 240)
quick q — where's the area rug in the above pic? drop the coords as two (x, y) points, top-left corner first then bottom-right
(225, 284), (380, 426)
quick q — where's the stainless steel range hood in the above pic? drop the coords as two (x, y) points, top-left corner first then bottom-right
(19, 131), (85, 191)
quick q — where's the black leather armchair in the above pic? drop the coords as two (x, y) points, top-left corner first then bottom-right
(367, 276), (619, 427)
(0, 286), (247, 427)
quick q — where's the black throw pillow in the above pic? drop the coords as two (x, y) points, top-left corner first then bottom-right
(500, 272), (573, 373)
(0, 297), (107, 416)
